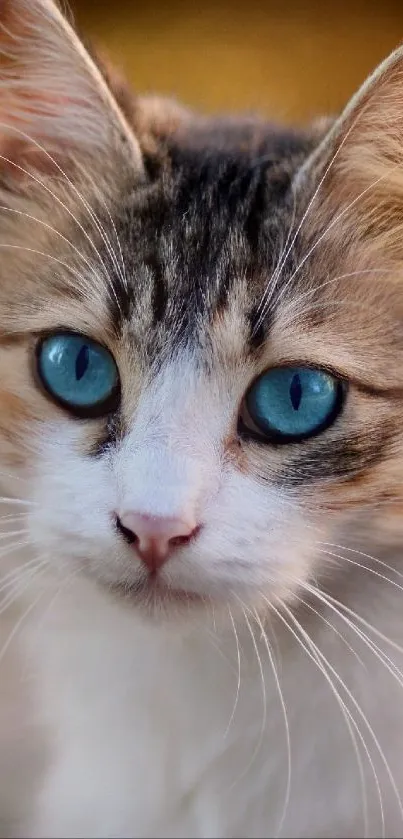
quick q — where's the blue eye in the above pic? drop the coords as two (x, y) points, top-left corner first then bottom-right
(37, 333), (119, 417)
(243, 366), (343, 443)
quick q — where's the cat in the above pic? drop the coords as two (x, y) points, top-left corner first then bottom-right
(1, 0), (403, 836)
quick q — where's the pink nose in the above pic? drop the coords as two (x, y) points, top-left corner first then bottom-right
(117, 512), (199, 573)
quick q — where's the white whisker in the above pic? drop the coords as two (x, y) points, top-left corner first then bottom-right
(230, 595), (267, 786)
(254, 115), (359, 330)
(269, 596), (373, 838)
(302, 582), (403, 695)
(318, 542), (403, 585)
(0, 556), (45, 596)
(74, 162), (128, 289)
(33, 566), (79, 636)
(305, 582), (403, 663)
(278, 595), (403, 834)
(294, 592), (365, 666)
(0, 564), (49, 667)
(253, 606), (291, 836)
(272, 157), (403, 314)
(0, 204), (104, 283)
(0, 142), (113, 285)
(290, 267), (388, 314)
(224, 605), (242, 737)
(0, 121), (127, 309)
(0, 497), (37, 507)
(0, 528), (29, 541)
(318, 547), (403, 596)
(0, 540), (32, 564)
(0, 557), (49, 619)
(0, 243), (91, 286)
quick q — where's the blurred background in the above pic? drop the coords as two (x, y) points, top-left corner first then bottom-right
(70, 0), (403, 125)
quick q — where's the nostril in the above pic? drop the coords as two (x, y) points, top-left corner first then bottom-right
(115, 516), (137, 546)
(115, 512), (202, 570)
(169, 534), (191, 548)
(169, 525), (201, 548)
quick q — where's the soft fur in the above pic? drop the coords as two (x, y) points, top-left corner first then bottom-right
(1, 1), (403, 836)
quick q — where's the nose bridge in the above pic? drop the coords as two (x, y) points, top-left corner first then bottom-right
(116, 359), (223, 518)
(122, 443), (201, 518)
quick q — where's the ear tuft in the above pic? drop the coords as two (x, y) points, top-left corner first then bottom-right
(0, 0), (142, 172)
(301, 45), (403, 254)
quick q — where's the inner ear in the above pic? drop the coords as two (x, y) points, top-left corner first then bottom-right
(0, 0), (143, 181)
(300, 46), (403, 249)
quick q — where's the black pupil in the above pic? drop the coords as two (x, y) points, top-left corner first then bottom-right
(75, 344), (90, 381)
(289, 373), (302, 411)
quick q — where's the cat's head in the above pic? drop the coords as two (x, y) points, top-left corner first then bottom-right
(1, 0), (403, 621)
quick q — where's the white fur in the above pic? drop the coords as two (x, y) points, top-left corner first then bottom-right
(4, 567), (403, 838)
(0, 4), (402, 835)
(28, 356), (313, 601)
(1, 355), (403, 837)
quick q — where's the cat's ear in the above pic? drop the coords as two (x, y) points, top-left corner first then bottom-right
(0, 0), (143, 180)
(301, 46), (403, 250)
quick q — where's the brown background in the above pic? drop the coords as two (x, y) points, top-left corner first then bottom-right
(70, 0), (403, 124)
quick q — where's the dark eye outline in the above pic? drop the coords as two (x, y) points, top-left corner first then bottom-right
(238, 364), (346, 445)
(35, 330), (121, 420)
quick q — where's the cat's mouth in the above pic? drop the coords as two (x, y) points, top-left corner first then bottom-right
(111, 577), (205, 609)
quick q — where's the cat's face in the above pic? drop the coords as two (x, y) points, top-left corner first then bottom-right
(1, 0), (403, 621)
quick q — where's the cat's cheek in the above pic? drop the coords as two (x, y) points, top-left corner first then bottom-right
(24, 422), (325, 611)
(27, 423), (118, 568)
(161, 467), (324, 607)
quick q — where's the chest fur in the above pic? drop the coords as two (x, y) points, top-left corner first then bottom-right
(6, 580), (403, 838)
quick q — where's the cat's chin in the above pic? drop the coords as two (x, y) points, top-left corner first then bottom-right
(96, 569), (300, 622)
(108, 577), (209, 618)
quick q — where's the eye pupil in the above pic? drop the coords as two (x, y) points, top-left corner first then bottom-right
(75, 344), (89, 381)
(289, 373), (302, 411)
(243, 365), (343, 443)
(37, 332), (120, 418)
